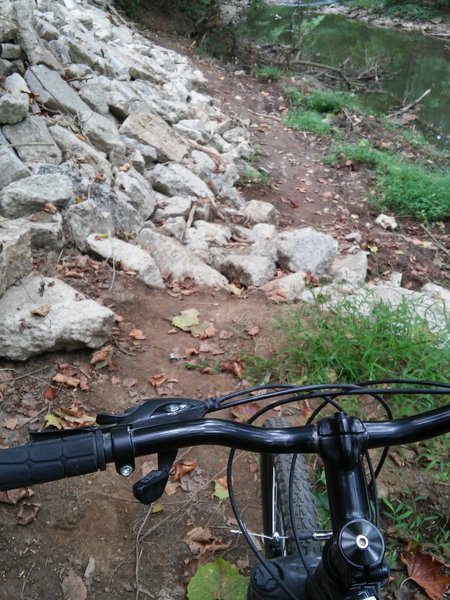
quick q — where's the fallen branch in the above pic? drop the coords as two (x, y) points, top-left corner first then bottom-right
(290, 59), (352, 89)
(389, 88), (431, 117)
(419, 224), (450, 258)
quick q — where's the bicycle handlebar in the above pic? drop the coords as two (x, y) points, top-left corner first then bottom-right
(0, 404), (449, 492)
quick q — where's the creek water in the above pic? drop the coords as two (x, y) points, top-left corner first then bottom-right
(237, 3), (450, 146)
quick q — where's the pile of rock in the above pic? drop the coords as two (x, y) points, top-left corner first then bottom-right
(0, 0), (447, 361)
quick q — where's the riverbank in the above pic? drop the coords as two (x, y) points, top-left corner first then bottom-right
(319, 3), (450, 38)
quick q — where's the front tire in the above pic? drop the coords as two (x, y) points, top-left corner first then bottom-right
(261, 417), (321, 559)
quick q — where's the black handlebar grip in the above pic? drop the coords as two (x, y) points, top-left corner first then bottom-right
(0, 431), (107, 491)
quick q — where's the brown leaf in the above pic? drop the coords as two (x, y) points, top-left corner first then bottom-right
(43, 387), (58, 401)
(43, 202), (58, 214)
(164, 482), (178, 496)
(90, 345), (114, 368)
(129, 328), (145, 340)
(148, 373), (168, 388)
(0, 488), (33, 505)
(16, 501), (40, 526)
(400, 549), (450, 600)
(230, 402), (259, 423)
(3, 417), (18, 430)
(61, 569), (88, 600)
(30, 304), (51, 317)
(197, 324), (217, 339)
(219, 330), (233, 340)
(247, 325), (260, 337)
(221, 358), (245, 380)
(172, 460), (197, 482)
(52, 373), (80, 388)
(64, 270), (84, 279)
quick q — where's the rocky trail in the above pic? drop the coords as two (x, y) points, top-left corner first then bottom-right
(0, 0), (448, 598)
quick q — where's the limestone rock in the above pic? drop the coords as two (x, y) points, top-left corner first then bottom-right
(243, 199), (280, 226)
(14, 0), (63, 70)
(0, 275), (114, 360)
(64, 200), (112, 251)
(421, 283), (450, 309)
(0, 217), (32, 298)
(2, 116), (62, 164)
(49, 124), (112, 176)
(113, 168), (156, 221)
(331, 251), (368, 286)
(19, 211), (64, 251)
(25, 64), (91, 114)
(0, 135), (30, 190)
(261, 271), (306, 302)
(137, 229), (227, 288)
(79, 110), (124, 154)
(0, 92), (29, 125)
(149, 163), (213, 200)
(277, 228), (338, 276)
(0, 174), (73, 218)
(86, 234), (164, 289)
(215, 253), (275, 287)
(119, 111), (188, 163)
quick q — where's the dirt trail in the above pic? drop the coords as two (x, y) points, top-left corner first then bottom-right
(0, 15), (448, 600)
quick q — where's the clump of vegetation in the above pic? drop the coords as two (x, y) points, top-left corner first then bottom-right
(244, 298), (450, 408)
(285, 87), (360, 114)
(238, 165), (271, 185)
(283, 87), (363, 138)
(283, 109), (336, 136)
(327, 140), (450, 221)
(254, 65), (281, 82)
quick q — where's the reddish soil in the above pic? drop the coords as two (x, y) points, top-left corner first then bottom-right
(0, 13), (448, 600)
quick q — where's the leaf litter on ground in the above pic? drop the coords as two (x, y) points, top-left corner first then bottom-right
(400, 546), (450, 600)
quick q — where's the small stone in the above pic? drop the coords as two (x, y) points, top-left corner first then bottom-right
(375, 214), (398, 230)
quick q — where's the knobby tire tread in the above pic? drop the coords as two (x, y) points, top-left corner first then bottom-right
(262, 417), (321, 558)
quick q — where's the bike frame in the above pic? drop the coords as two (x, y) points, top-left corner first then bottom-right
(249, 412), (388, 599)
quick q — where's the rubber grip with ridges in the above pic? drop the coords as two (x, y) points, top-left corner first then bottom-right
(0, 431), (106, 491)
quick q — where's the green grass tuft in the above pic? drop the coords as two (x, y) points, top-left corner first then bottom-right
(254, 65), (282, 82)
(327, 141), (450, 221)
(245, 298), (450, 413)
(283, 109), (335, 137)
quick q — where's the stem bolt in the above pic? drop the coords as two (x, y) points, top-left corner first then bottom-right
(356, 534), (370, 549)
(120, 465), (134, 477)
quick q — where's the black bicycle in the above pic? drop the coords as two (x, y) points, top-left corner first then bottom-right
(0, 379), (449, 599)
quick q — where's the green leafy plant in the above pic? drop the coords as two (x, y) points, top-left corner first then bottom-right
(187, 557), (249, 600)
(283, 109), (335, 137)
(238, 166), (271, 185)
(244, 298), (450, 410)
(254, 65), (281, 82)
(327, 141), (450, 221)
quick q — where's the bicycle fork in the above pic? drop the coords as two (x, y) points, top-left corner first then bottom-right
(248, 411), (389, 599)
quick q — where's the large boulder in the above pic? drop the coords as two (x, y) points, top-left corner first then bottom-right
(277, 228), (338, 277)
(86, 234), (164, 289)
(0, 275), (114, 360)
(0, 217), (32, 298)
(137, 229), (227, 288)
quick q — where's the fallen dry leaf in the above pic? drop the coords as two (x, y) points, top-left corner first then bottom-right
(148, 373), (168, 388)
(165, 482), (178, 496)
(43, 387), (58, 401)
(213, 477), (229, 500)
(3, 417), (19, 430)
(90, 345), (114, 368)
(247, 325), (260, 337)
(30, 304), (51, 317)
(0, 488), (33, 505)
(52, 373), (80, 388)
(172, 460), (197, 482)
(16, 501), (40, 526)
(196, 324), (217, 339)
(219, 330), (233, 340)
(43, 202), (58, 214)
(61, 569), (88, 600)
(221, 358), (245, 380)
(400, 548), (450, 600)
(230, 402), (259, 423)
(129, 328), (145, 340)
